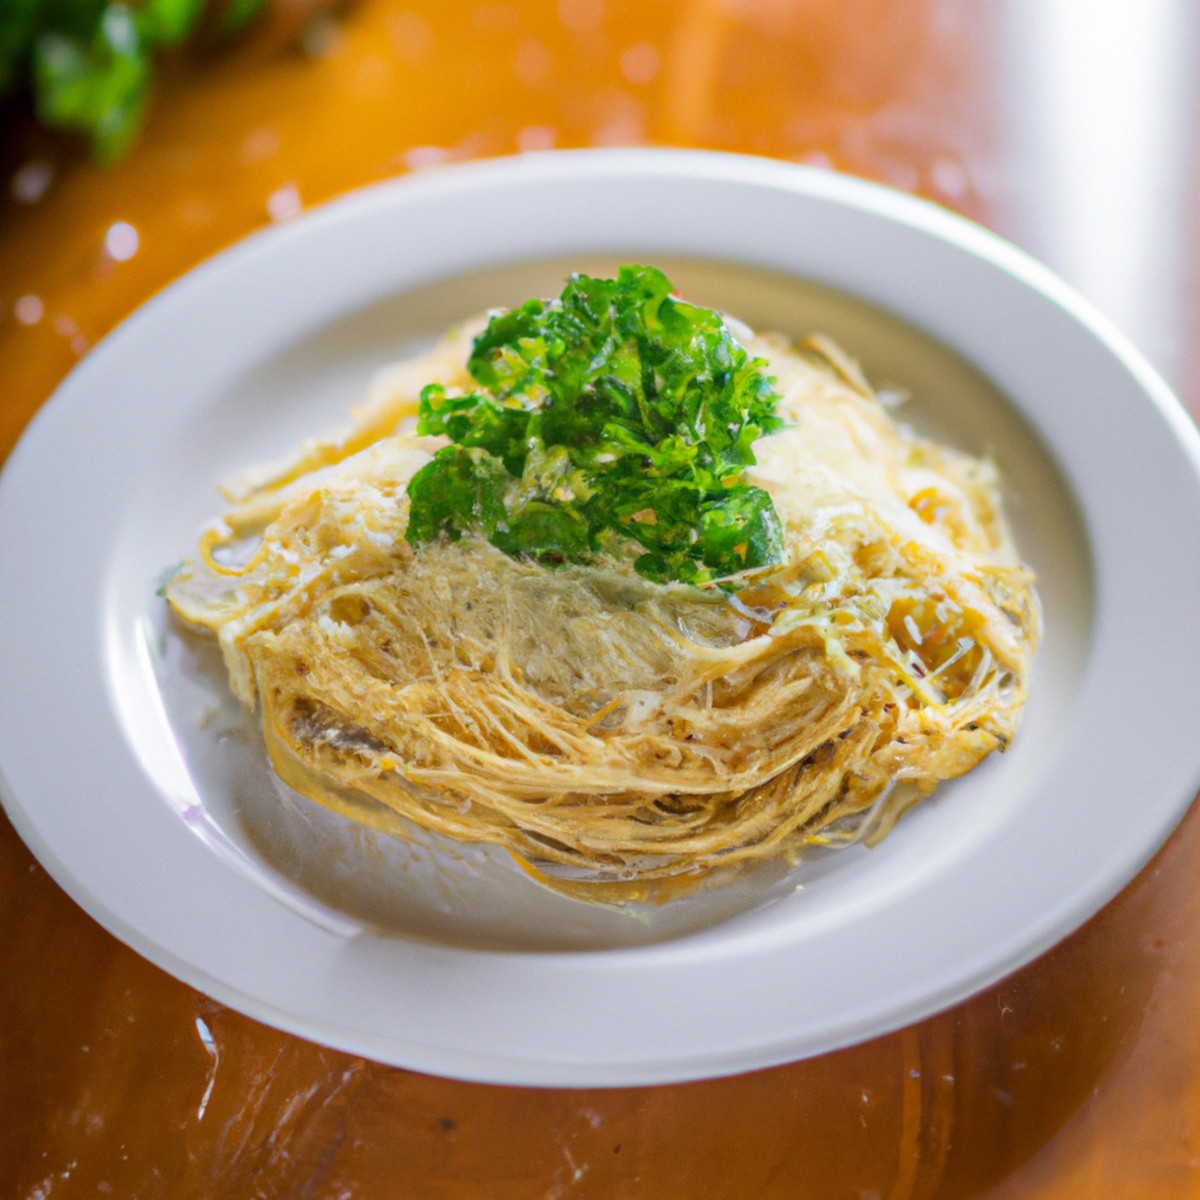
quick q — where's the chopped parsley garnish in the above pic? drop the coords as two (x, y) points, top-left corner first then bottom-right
(405, 265), (786, 585)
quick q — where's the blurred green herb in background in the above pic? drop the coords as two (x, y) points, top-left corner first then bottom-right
(0, 0), (269, 164)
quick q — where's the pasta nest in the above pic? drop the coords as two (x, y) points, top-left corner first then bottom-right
(167, 325), (1038, 900)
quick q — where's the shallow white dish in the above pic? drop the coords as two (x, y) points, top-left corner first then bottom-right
(2, 149), (1200, 1087)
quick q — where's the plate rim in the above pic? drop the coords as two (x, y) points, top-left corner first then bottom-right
(3, 147), (1200, 1086)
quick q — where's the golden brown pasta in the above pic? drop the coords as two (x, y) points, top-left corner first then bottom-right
(167, 318), (1037, 901)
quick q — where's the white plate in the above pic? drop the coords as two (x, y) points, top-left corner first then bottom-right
(3, 150), (1200, 1087)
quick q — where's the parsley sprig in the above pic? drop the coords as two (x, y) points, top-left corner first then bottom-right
(1, 0), (269, 163)
(405, 265), (786, 586)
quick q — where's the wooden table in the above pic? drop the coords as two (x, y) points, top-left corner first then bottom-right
(3, 3), (1198, 1195)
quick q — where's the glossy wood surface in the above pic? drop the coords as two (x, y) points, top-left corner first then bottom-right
(2, 2), (1198, 1195)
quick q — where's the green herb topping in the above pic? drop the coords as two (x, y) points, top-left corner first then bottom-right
(405, 265), (786, 586)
